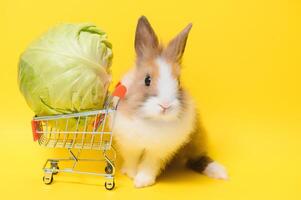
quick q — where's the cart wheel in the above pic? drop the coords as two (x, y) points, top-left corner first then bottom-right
(43, 175), (53, 185)
(52, 167), (59, 175)
(51, 162), (59, 175)
(105, 181), (115, 190)
(105, 164), (113, 174)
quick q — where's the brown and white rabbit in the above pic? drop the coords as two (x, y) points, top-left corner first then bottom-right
(113, 16), (228, 188)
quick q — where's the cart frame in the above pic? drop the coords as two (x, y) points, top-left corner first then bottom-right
(31, 90), (125, 190)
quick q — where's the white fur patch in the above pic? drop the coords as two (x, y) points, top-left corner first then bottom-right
(203, 161), (228, 180)
(134, 172), (156, 188)
(114, 95), (195, 156)
(156, 58), (178, 105)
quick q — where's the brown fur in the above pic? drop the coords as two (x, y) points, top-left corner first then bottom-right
(135, 16), (162, 60)
(162, 23), (192, 64)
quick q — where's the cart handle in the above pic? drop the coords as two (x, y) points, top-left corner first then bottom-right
(112, 82), (127, 99)
(111, 82), (127, 109)
(31, 120), (40, 142)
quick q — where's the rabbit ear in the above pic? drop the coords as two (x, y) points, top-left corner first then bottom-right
(135, 16), (159, 59)
(163, 23), (192, 63)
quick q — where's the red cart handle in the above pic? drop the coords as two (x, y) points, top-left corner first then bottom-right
(31, 120), (41, 142)
(112, 82), (127, 99)
(111, 82), (127, 109)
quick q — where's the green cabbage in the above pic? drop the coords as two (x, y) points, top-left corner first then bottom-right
(18, 23), (113, 117)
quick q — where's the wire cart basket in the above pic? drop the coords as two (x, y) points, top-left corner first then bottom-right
(31, 86), (126, 190)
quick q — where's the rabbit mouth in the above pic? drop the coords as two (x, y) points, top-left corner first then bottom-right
(140, 104), (180, 121)
(137, 96), (181, 121)
(159, 107), (174, 116)
(158, 112), (178, 121)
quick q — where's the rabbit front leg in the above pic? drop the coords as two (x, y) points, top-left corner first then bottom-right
(134, 151), (166, 188)
(120, 145), (143, 179)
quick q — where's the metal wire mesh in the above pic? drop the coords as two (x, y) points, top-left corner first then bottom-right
(33, 109), (116, 150)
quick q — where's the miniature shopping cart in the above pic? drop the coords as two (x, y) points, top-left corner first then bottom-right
(31, 85), (126, 190)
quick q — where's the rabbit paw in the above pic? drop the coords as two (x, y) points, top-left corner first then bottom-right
(134, 172), (155, 188)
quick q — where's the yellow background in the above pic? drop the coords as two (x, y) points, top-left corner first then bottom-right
(0, 0), (300, 199)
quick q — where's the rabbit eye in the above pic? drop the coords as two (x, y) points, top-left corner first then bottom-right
(144, 75), (151, 86)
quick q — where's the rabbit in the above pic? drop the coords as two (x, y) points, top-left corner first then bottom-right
(113, 16), (228, 188)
